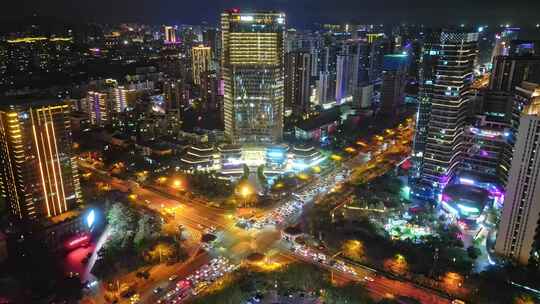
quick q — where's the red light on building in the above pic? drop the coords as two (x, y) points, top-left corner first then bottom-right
(64, 233), (90, 251)
(400, 159), (412, 170)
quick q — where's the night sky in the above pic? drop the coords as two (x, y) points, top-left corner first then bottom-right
(3, 0), (540, 27)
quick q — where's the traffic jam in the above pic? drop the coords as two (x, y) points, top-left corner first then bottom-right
(245, 168), (349, 230)
(291, 245), (359, 278)
(156, 257), (238, 304)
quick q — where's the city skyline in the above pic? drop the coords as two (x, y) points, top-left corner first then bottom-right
(1, 4), (540, 304)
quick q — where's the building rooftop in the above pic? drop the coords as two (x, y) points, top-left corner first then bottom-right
(443, 184), (489, 206)
(48, 209), (82, 225)
(524, 97), (540, 115)
(0, 98), (68, 109)
(296, 108), (341, 132)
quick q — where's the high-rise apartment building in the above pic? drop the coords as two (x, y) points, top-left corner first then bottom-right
(112, 86), (137, 112)
(461, 91), (514, 185)
(416, 30), (478, 188)
(192, 45), (212, 85)
(368, 36), (391, 83)
(317, 45), (339, 105)
(163, 79), (189, 113)
(357, 84), (374, 109)
(411, 30), (439, 179)
(490, 27), (520, 64)
(200, 70), (220, 111)
(335, 53), (351, 103)
(379, 54), (408, 117)
(86, 80), (137, 126)
(348, 41), (370, 102)
(490, 55), (540, 92)
(221, 10), (285, 144)
(203, 28), (220, 60)
(285, 51), (312, 116)
(0, 99), (82, 223)
(164, 26), (177, 44)
(495, 90), (540, 265)
(86, 91), (109, 126)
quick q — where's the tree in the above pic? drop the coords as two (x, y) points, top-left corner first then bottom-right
(134, 213), (161, 253)
(257, 165), (267, 186)
(466, 246), (481, 260)
(486, 206), (501, 227)
(192, 274), (248, 304)
(304, 203), (333, 237)
(242, 164), (250, 180)
(108, 203), (138, 235)
(323, 283), (374, 304)
(514, 294), (536, 304)
(436, 224), (464, 248)
(342, 240), (366, 262)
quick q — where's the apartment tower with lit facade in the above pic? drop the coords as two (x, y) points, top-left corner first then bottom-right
(0, 99), (82, 224)
(221, 10), (285, 144)
(164, 26), (177, 44)
(495, 89), (540, 266)
(192, 45), (212, 85)
(415, 30), (478, 189)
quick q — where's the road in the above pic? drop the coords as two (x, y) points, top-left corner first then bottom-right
(80, 118), (454, 304)
(279, 249), (450, 304)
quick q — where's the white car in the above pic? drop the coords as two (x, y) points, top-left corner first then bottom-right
(364, 276), (375, 282)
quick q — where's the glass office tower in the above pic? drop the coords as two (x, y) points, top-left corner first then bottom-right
(221, 10), (285, 144)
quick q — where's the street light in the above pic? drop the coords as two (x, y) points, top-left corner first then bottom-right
(172, 179), (183, 190)
(385, 253), (408, 275)
(239, 183), (253, 207)
(443, 272), (463, 291)
(241, 185), (251, 197)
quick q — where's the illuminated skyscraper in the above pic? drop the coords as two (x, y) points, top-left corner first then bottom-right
(0, 99), (82, 223)
(192, 45), (212, 85)
(317, 45), (338, 104)
(221, 10), (285, 144)
(495, 89), (540, 265)
(86, 91), (109, 126)
(490, 54), (540, 92)
(285, 51), (312, 116)
(335, 53), (351, 103)
(86, 80), (136, 126)
(417, 30), (478, 188)
(490, 27), (520, 64)
(164, 26), (177, 44)
(379, 54), (408, 117)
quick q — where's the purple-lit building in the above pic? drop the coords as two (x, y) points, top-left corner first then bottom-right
(417, 30), (479, 190)
(440, 184), (489, 223)
(461, 119), (513, 186)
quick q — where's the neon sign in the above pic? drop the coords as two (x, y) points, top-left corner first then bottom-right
(86, 209), (95, 228)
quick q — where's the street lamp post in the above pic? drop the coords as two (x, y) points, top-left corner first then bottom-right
(241, 185), (252, 207)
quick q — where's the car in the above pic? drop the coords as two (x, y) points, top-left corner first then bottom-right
(169, 275), (178, 281)
(153, 287), (163, 294)
(363, 276), (375, 282)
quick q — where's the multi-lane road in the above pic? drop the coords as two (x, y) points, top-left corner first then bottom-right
(279, 245), (450, 304)
(81, 118), (454, 304)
